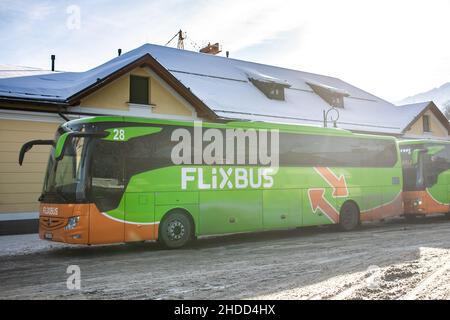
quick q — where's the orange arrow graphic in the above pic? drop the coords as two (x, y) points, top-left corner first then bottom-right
(314, 167), (348, 197)
(308, 188), (340, 223)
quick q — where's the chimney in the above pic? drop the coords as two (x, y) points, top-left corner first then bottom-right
(226, 51), (229, 58)
(199, 42), (222, 55)
(118, 48), (122, 56)
(51, 55), (56, 71)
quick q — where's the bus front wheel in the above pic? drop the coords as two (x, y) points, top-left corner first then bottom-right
(339, 202), (359, 231)
(159, 211), (193, 249)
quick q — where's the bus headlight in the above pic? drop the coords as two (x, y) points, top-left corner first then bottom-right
(413, 198), (423, 207)
(65, 216), (80, 230)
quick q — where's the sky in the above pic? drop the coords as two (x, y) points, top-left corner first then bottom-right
(1, 0), (450, 102)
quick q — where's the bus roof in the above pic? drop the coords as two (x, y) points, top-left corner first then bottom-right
(65, 115), (396, 140)
(398, 139), (450, 145)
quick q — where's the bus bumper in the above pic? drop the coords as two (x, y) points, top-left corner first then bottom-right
(402, 191), (449, 215)
(38, 203), (159, 245)
(39, 203), (89, 245)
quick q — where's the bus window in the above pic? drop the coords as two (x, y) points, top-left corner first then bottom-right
(279, 134), (397, 168)
(89, 141), (125, 212)
(124, 127), (178, 180)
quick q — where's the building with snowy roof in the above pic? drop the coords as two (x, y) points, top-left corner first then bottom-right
(0, 43), (448, 231)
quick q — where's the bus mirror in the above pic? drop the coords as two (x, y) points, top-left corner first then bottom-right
(18, 140), (55, 166)
(55, 131), (108, 161)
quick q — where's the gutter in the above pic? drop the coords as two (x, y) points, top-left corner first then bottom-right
(0, 96), (69, 107)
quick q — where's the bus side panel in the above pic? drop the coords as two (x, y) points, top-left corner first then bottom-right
(124, 192), (156, 242)
(361, 167), (402, 221)
(447, 171), (450, 211)
(381, 185), (402, 219)
(262, 189), (301, 229)
(198, 190), (263, 235)
(361, 186), (382, 220)
(302, 188), (336, 226)
(89, 203), (125, 244)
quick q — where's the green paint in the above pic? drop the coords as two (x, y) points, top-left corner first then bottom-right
(54, 132), (70, 159)
(103, 126), (162, 142)
(427, 145), (445, 156)
(103, 164), (401, 225)
(125, 193), (155, 223)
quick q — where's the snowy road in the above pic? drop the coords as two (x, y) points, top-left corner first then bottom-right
(0, 217), (449, 300)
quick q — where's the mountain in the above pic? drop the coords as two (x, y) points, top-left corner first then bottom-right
(397, 82), (450, 110)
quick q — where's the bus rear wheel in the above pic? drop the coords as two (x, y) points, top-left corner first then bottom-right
(339, 202), (359, 231)
(159, 211), (193, 249)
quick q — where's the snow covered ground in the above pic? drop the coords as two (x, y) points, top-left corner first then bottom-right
(0, 217), (449, 300)
(0, 234), (67, 257)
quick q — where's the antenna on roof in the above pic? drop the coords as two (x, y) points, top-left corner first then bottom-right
(165, 29), (186, 50)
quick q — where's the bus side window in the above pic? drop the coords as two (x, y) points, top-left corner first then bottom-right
(124, 127), (179, 180)
(90, 141), (125, 212)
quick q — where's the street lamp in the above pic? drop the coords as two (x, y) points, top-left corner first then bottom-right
(323, 106), (340, 128)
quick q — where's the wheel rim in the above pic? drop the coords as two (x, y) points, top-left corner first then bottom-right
(167, 219), (185, 241)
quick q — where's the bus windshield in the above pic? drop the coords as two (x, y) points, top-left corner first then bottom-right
(42, 135), (89, 203)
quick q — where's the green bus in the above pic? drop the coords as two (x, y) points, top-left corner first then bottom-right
(399, 139), (450, 218)
(20, 116), (403, 248)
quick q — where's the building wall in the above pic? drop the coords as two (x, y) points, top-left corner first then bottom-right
(0, 118), (60, 214)
(404, 110), (449, 139)
(79, 67), (193, 117)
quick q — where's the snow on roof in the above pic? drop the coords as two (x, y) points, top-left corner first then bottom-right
(396, 101), (431, 116)
(0, 64), (55, 79)
(395, 101), (435, 129)
(305, 80), (350, 97)
(0, 43), (424, 134)
(239, 66), (291, 87)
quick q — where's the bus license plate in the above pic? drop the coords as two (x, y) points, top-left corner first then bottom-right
(44, 232), (53, 240)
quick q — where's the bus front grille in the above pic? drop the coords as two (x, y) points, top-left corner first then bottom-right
(40, 217), (66, 230)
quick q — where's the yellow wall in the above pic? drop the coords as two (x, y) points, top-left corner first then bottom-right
(0, 119), (59, 213)
(79, 67), (193, 116)
(405, 110), (448, 138)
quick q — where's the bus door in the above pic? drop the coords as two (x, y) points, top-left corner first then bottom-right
(88, 140), (125, 244)
(424, 147), (449, 212)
